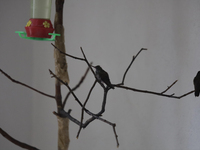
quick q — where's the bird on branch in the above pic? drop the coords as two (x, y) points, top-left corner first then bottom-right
(193, 71), (200, 97)
(92, 65), (114, 89)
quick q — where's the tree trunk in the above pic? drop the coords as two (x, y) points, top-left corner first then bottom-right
(54, 0), (70, 150)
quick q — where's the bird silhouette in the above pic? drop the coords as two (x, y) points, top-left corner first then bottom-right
(92, 65), (114, 89)
(193, 71), (200, 97)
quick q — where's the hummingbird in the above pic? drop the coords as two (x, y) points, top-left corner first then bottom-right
(92, 65), (115, 89)
(193, 71), (200, 97)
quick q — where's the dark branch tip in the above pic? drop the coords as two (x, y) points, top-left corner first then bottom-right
(53, 111), (59, 116)
(68, 109), (72, 114)
(170, 93), (175, 96)
(142, 48), (148, 50)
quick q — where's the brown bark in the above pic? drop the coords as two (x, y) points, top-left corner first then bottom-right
(54, 0), (70, 150)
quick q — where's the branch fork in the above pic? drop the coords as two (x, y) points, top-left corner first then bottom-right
(0, 45), (194, 148)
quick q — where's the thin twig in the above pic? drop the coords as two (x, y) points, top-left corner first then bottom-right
(135, 48), (148, 58)
(51, 43), (85, 61)
(62, 64), (92, 109)
(77, 80), (97, 138)
(95, 88), (109, 116)
(116, 84), (194, 99)
(97, 118), (119, 147)
(80, 47), (106, 89)
(0, 128), (39, 150)
(49, 69), (97, 116)
(120, 55), (135, 85)
(50, 70), (84, 107)
(0, 69), (55, 99)
(113, 124), (119, 147)
(161, 80), (178, 94)
(120, 48), (147, 85)
(80, 47), (96, 78)
(84, 80), (97, 106)
(178, 90), (194, 99)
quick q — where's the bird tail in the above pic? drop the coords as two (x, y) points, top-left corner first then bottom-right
(195, 91), (199, 97)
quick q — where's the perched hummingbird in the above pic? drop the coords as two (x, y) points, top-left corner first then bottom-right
(92, 65), (114, 89)
(193, 71), (200, 97)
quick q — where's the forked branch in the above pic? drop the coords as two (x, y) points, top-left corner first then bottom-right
(76, 80), (97, 139)
(120, 48), (147, 85)
(52, 44), (193, 99)
(62, 64), (92, 109)
(52, 43), (105, 89)
(161, 80), (178, 94)
(0, 45), (193, 149)
(115, 84), (194, 99)
(49, 69), (119, 146)
(51, 44), (194, 147)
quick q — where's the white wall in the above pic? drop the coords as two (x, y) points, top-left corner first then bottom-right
(0, 1), (33, 150)
(1, 0), (200, 150)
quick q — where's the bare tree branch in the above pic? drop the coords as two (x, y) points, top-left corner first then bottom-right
(115, 84), (194, 99)
(52, 44), (105, 89)
(49, 69), (93, 115)
(77, 80), (97, 138)
(80, 46), (106, 89)
(0, 69), (55, 99)
(0, 128), (39, 150)
(161, 80), (178, 94)
(51, 43), (85, 61)
(54, 109), (81, 126)
(120, 48), (147, 85)
(112, 124), (119, 148)
(52, 45), (193, 100)
(62, 63), (92, 109)
(97, 118), (119, 147)
(49, 69), (119, 146)
(56, 108), (119, 147)
(51, 45), (194, 148)
(178, 90), (194, 99)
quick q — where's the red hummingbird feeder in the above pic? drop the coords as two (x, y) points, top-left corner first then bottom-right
(16, 0), (60, 41)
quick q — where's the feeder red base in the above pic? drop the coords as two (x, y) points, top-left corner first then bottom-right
(25, 18), (54, 38)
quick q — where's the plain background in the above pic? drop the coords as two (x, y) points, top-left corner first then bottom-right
(1, 0), (200, 150)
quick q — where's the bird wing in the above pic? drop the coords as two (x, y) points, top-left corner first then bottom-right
(101, 71), (113, 85)
(194, 77), (200, 96)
